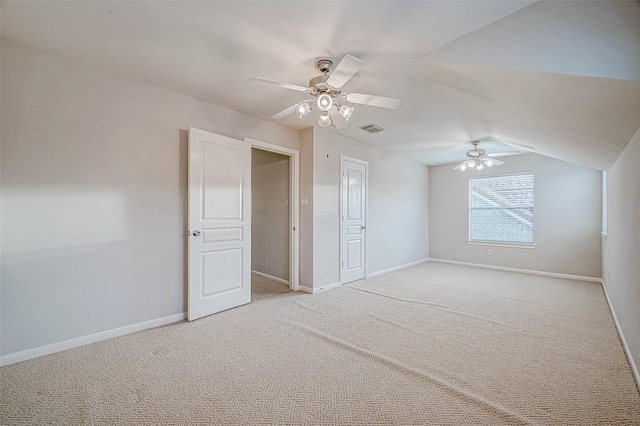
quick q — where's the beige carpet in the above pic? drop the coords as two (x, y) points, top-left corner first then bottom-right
(251, 273), (292, 301)
(2, 262), (639, 425)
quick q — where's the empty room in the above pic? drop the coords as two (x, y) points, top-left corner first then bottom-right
(1, 1), (639, 424)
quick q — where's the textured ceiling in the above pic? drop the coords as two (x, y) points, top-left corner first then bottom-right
(2, 0), (640, 170)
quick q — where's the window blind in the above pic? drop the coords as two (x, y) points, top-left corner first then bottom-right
(469, 173), (534, 244)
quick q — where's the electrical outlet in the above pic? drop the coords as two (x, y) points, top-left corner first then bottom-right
(488, 249), (493, 256)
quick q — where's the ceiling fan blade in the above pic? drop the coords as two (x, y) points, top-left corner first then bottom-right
(488, 151), (522, 158)
(344, 92), (401, 109)
(488, 158), (505, 166)
(250, 77), (309, 92)
(326, 55), (364, 88)
(270, 105), (296, 120)
(328, 108), (346, 130)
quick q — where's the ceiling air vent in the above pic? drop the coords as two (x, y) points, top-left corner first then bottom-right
(360, 124), (385, 134)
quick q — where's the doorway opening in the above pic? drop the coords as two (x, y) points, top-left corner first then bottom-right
(246, 138), (300, 298)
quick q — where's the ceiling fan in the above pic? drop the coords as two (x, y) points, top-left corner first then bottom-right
(250, 55), (401, 129)
(453, 140), (509, 171)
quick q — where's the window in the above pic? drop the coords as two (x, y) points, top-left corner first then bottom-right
(469, 173), (534, 245)
(602, 171), (607, 236)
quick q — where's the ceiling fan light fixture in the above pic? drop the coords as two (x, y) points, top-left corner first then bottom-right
(455, 141), (506, 172)
(318, 111), (332, 127)
(295, 101), (312, 118)
(317, 93), (333, 112)
(337, 104), (354, 121)
(253, 54), (400, 129)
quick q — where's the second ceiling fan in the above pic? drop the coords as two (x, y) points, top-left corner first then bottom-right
(251, 55), (401, 129)
(454, 140), (506, 171)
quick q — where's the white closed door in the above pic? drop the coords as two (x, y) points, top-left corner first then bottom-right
(188, 127), (251, 321)
(341, 157), (367, 284)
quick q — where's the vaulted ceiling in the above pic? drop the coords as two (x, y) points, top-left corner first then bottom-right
(2, 1), (640, 170)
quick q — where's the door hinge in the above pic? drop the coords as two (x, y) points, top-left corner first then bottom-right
(293, 226), (296, 231)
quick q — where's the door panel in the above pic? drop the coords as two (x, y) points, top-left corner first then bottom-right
(347, 169), (364, 220)
(342, 158), (367, 284)
(203, 228), (243, 243)
(188, 127), (251, 321)
(347, 240), (362, 269)
(201, 249), (243, 296)
(347, 225), (362, 235)
(202, 144), (244, 220)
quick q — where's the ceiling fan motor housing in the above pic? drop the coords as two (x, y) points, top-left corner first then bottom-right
(308, 75), (342, 97)
(309, 75), (329, 91)
(467, 149), (485, 158)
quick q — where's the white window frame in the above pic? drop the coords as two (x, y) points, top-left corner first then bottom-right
(467, 171), (536, 248)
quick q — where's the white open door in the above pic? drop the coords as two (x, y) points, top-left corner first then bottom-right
(341, 156), (367, 284)
(188, 127), (251, 321)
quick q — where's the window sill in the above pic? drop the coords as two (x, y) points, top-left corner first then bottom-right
(467, 241), (537, 249)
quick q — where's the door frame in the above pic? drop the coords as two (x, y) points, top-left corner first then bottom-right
(339, 155), (368, 285)
(245, 138), (300, 291)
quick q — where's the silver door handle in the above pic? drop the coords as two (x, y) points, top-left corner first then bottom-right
(192, 230), (201, 237)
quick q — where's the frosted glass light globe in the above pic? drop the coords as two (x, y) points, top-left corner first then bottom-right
(318, 111), (332, 127)
(316, 94), (333, 112)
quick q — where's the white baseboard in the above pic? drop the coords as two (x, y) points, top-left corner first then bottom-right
(314, 281), (341, 293)
(428, 258), (602, 283)
(0, 312), (187, 367)
(297, 281), (342, 294)
(601, 282), (640, 390)
(251, 270), (289, 287)
(366, 258), (429, 279)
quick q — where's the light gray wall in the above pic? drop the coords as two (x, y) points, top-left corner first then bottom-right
(429, 153), (602, 277)
(0, 39), (300, 356)
(602, 126), (640, 377)
(312, 129), (430, 288)
(251, 149), (289, 281)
